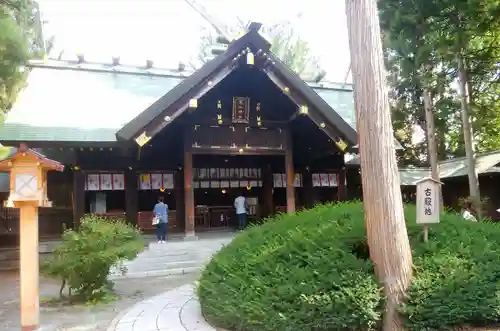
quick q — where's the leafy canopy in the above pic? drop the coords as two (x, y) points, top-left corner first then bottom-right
(379, 0), (500, 162)
(0, 0), (44, 123)
(195, 17), (323, 80)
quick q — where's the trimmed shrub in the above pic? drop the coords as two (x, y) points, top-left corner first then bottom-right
(199, 203), (381, 331)
(402, 206), (500, 330)
(198, 202), (500, 331)
(43, 215), (144, 303)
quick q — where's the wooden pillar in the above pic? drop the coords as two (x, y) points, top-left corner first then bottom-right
(303, 168), (314, 208)
(262, 165), (274, 217)
(125, 168), (138, 225)
(184, 150), (196, 238)
(285, 136), (296, 213)
(175, 170), (185, 232)
(17, 201), (39, 330)
(337, 167), (347, 201)
(347, 167), (362, 200)
(72, 171), (85, 229)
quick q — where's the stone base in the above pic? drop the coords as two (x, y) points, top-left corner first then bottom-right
(183, 232), (198, 241)
(21, 324), (39, 331)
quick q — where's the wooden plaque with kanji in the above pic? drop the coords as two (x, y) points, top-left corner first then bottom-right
(232, 97), (250, 124)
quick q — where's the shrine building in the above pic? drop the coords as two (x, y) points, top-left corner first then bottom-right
(0, 26), (378, 238)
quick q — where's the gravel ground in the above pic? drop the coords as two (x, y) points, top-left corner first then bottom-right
(0, 271), (199, 331)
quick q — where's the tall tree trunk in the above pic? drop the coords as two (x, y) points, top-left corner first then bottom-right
(422, 77), (443, 210)
(457, 54), (482, 218)
(345, 1), (413, 330)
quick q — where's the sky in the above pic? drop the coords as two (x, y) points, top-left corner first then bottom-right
(38, 0), (352, 83)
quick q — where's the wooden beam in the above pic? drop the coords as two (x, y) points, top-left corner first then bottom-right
(72, 170), (85, 230)
(139, 64), (236, 144)
(262, 165), (274, 217)
(264, 70), (348, 151)
(125, 168), (138, 225)
(302, 168), (314, 208)
(175, 170), (185, 232)
(191, 146), (286, 156)
(183, 146), (196, 239)
(189, 119), (288, 128)
(338, 167), (347, 201)
(285, 133), (296, 213)
(0, 141), (125, 149)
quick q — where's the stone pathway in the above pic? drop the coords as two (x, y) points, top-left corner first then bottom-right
(1, 231), (236, 330)
(0, 272), (200, 331)
(107, 284), (213, 331)
(110, 232), (235, 280)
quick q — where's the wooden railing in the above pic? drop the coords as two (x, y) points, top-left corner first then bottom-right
(138, 210), (178, 232)
(0, 206), (72, 236)
(92, 211), (126, 222)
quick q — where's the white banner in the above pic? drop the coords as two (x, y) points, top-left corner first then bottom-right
(163, 173), (174, 189)
(100, 174), (113, 191)
(87, 174), (100, 191)
(113, 174), (125, 190)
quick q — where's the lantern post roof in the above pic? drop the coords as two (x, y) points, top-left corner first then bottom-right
(0, 144), (64, 172)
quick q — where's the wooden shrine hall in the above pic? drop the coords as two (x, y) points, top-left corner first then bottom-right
(0, 24), (363, 239)
(114, 26), (357, 237)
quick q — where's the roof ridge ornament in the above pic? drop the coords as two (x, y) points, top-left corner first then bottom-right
(247, 22), (262, 32)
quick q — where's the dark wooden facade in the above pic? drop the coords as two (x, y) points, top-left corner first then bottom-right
(0, 27), (362, 241)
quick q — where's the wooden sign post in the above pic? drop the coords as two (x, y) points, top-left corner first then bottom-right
(415, 177), (443, 242)
(0, 144), (63, 331)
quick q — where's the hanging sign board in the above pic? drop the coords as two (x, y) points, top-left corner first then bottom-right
(232, 96), (250, 124)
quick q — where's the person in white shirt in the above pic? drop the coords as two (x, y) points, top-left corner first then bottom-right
(234, 191), (249, 231)
(462, 202), (478, 222)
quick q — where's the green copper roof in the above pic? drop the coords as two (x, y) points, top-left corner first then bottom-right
(398, 151), (500, 185)
(346, 151), (500, 185)
(0, 63), (355, 142)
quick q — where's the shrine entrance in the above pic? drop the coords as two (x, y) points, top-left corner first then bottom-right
(115, 27), (357, 237)
(191, 154), (279, 230)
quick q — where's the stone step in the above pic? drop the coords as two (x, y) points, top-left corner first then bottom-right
(108, 264), (202, 280)
(112, 259), (204, 273)
(107, 238), (231, 279)
(0, 248), (18, 261)
(0, 259), (19, 271)
(0, 253), (52, 271)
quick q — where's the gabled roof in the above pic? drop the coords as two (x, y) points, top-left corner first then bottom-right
(0, 61), (356, 144)
(0, 144), (65, 172)
(116, 29), (358, 147)
(116, 29), (272, 141)
(396, 151), (500, 185)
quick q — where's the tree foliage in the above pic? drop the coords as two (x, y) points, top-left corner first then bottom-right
(195, 17), (323, 80)
(0, 0), (43, 123)
(42, 215), (144, 303)
(379, 0), (500, 163)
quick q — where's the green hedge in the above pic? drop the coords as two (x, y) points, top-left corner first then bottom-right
(198, 202), (500, 331)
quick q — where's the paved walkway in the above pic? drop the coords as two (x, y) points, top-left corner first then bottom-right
(110, 232), (235, 279)
(1, 231), (236, 330)
(106, 284), (214, 331)
(1, 273), (200, 331)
